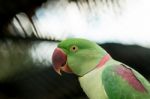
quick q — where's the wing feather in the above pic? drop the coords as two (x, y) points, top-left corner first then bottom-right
(102, 64), (150, 99)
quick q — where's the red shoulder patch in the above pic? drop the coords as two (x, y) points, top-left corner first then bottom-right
(116, 64), (147, 92)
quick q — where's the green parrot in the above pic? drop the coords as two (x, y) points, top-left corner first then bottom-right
(52, 38), (150, 99)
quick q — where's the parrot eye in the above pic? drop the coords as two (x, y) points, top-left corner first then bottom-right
(70, 45), (78, 52)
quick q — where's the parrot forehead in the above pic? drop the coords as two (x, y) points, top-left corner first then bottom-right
(58, 38), (96, 49)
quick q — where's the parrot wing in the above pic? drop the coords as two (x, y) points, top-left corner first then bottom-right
(102, 64), (150, 99)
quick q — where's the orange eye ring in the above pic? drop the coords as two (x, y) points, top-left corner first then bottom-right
(70, 45), (78, 52)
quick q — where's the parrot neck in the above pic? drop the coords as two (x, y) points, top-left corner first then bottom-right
(80, 54), (111, 77)
(96, 54), (111, 68)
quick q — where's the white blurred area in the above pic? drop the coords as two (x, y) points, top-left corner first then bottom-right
(30, 41), (57, 66)
(34, 0), (150, 47)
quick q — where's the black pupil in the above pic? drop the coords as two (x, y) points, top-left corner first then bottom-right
(73, 47), (76, 50)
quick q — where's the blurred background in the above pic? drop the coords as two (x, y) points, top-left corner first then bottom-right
(0, 0), (150, 99)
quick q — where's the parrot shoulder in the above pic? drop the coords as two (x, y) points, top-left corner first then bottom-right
(102, 63), (150, 99)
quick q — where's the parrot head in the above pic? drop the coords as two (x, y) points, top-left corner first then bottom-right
(52, 38), (107, 76)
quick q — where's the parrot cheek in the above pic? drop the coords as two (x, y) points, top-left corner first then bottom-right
(52, 48), (72, 75)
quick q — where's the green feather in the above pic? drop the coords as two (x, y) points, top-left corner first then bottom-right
(102, 62), (150, 99)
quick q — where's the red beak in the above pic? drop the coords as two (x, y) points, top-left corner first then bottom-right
(52, 48), (72, 75)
